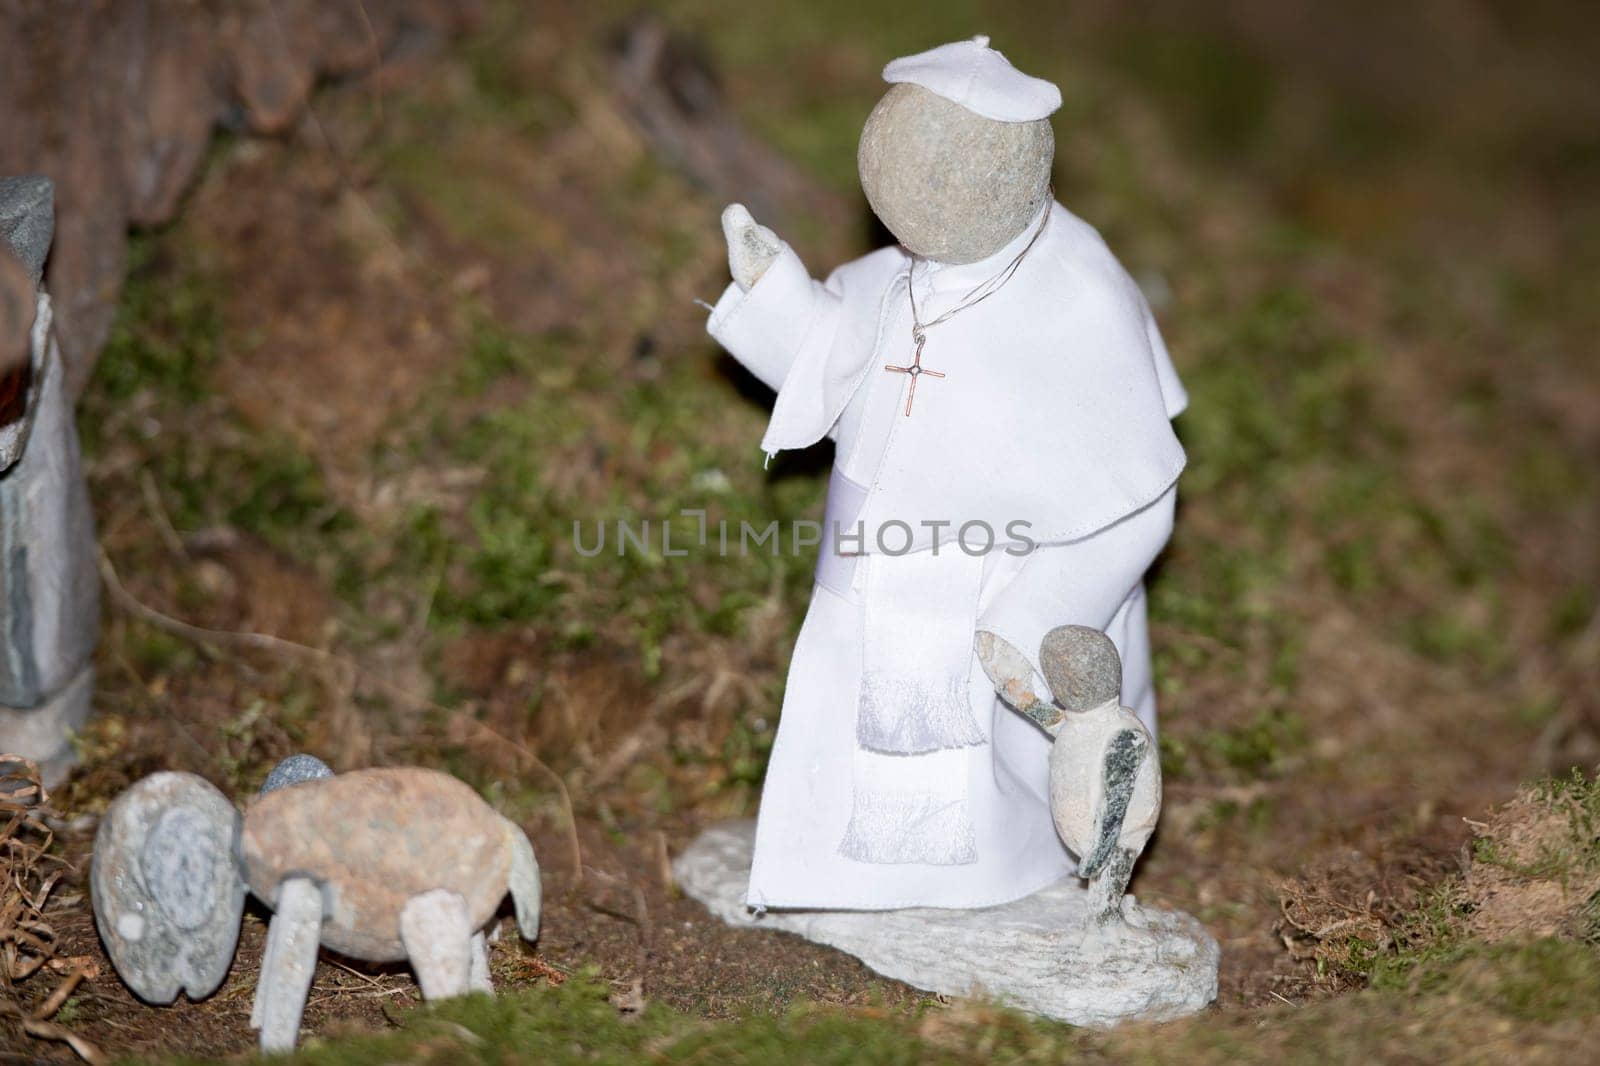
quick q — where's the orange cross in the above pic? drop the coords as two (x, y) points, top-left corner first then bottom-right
(884, 332), (947, 417)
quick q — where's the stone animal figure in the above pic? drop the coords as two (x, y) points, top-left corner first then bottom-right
(978, 625), (1160, 925)
(91, 759), (541, 1052)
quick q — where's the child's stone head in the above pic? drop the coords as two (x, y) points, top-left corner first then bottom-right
(1040, 624), (1122, 713)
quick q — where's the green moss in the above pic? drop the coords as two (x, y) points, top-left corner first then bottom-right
(154, 977), (967, 1066)
(1477, 938), (1600, 1024)
(456, 315), (564, 396)
(82, 237), (351, 559)
(1157, 733), (1191, 781)
(126, 627), (199, 676)
(1147, 285), (1388, 712)
(1581, 889), (1600, 945)
(353, 307), (824, 692)
(1356, 771), (1600, 993)
(1466, 783), (1599, 885)
(1195, 709), (1308, 778)
(1369, 936), (1600, 1028)
(141, 936), (1600, 1066)
(86, 240), (221, 412)
(1107, 26), (1277, 158)
(1364, 882), (1472, 990)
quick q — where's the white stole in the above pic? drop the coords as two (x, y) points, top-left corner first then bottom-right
(819, 469), (987, 866)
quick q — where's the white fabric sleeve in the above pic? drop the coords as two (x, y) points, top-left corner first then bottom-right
(1142, 301), (1188, 419)
(975, 487), (1177, 679)
(706, 242), (843, 394)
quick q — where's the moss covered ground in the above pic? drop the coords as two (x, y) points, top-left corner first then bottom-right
(7, 0), (1598, 1060)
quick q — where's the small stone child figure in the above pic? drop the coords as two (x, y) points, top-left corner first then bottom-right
(978, 625), (1161, 927)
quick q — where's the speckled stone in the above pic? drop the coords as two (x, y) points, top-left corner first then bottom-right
(0, 177), (54, 285)
(675, 820), (1218, 1026)
(0, 290), (101, 707)
(0, 666), (93, 789)
(239, 768), (520, 961)
(260, 753), (333, 795)
(721, 203), (781, 292)
(857, 84), (1053, 265)
(1039, 624), (1122, 713)
(90, 772), (246, 1004)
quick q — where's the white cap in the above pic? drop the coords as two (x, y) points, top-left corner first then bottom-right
(882, 35), (1061, 123)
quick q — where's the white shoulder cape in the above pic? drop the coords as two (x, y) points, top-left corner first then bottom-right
(710, 203), (1186, 551)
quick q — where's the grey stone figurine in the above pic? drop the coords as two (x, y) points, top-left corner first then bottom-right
(92, 758), (542, 1053)
(0, 176), (100, 788)
(978, 625), (1161, 928)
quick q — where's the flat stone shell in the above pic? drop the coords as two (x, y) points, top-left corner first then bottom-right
(90, 771), (245, 1004)
(240, 768), (511, 961)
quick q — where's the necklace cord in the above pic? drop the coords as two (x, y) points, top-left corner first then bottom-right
(908, 193), (1052, 333)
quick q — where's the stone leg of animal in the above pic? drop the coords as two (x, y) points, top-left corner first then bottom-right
(254, 877), (323, 1053)
(469, 931), (492, 993)
(505, 815), (542, 942)
(249, 909), (279, 1030)
(399, 889), (474, 1000)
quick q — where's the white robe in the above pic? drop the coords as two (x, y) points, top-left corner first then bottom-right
(707, 202), (1186, 909)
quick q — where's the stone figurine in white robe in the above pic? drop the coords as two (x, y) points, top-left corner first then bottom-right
(705, 38), (1186, 911)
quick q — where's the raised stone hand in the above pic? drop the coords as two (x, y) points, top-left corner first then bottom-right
(721, 203), (781, 292)
(976, 630), (1064, 732)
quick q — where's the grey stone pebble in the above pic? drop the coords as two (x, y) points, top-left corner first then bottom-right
(858, 84), (1053, 265)
(1039, 624), (1122, 712)
(90, 772), (245, 1004)
(260, 753), (333, 795)
(0, 177), (54, 285)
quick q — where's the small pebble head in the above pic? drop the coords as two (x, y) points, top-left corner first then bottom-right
(857, 83), (1053, 264)
(260, 753), (333, 796)
(1039, 625), (1122, 713)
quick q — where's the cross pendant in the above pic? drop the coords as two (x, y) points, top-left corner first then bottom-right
(883, 332), (947, 417)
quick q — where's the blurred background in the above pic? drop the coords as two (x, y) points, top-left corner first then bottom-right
(1, 0), (1597, 1060)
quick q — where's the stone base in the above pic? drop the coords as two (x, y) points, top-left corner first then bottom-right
(674, 820), (1219, 1027)
(0, 665), (92, 789)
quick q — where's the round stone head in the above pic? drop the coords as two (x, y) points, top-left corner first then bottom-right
(91, 772), (246, 1004)
(260, 753), (333, 795)
(1039, 625), (1122, 712)
(858, 38), (1058, 264)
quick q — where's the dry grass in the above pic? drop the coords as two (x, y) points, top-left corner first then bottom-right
(0, 757), (103, 1062)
